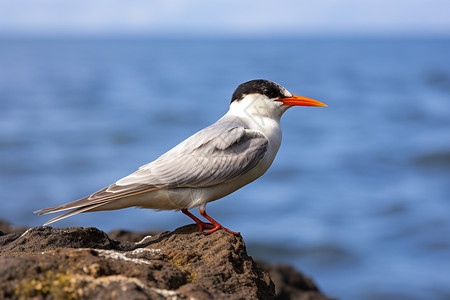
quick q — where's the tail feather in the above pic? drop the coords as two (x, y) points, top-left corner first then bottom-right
(35, 185), (159, 216)
(42, 202), (112, 226)
(34, 184), (162, 225)
(34, 195), (92, 215)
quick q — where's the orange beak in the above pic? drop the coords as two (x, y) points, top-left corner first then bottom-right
(276, 94), (327, 107)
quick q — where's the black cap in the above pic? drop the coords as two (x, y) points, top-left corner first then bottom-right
(231, 79), (288, 104)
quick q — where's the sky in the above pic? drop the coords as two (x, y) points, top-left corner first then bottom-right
(0, 0), (449, 37)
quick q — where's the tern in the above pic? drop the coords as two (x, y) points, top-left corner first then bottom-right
(35, 79), (327, 235)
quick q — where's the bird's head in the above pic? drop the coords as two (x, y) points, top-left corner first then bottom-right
(229, 79), (327, 121)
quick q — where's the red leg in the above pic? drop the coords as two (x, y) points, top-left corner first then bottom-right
(182, 209), (214, 232)
(199, 206), (239, 235)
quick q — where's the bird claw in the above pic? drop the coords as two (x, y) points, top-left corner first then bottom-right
(182, 209), (214, 232)
(198, 222), (215, 232)
(204, 225), (239, 235)
(199, 208), (239, 235)
(182, 208), (239, 235)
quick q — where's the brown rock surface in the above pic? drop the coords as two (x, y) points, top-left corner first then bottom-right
(0, 221), (332, 299)
(259, 262), (331, 300)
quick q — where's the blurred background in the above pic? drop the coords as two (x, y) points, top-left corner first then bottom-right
(1, 1), (450, 299)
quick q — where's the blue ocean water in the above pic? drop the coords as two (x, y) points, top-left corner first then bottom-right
(0, 37), (449, 299)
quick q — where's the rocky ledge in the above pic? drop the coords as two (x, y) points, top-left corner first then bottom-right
(0, 221), (332, 299)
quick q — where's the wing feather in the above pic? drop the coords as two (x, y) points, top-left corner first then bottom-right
(137, 124), (268, 187)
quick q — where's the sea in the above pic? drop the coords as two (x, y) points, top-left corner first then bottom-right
(0, 37), (449, 300)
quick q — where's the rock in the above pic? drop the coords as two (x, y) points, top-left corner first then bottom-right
(0, 221), (332, 299)
(259, 262), (333, 300)
(107, 229), (159, 244)
(1, 226), (117, 253)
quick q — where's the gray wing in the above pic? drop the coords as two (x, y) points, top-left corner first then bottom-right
(35, 119), (268, 218)
(116, 119), (269, 188)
